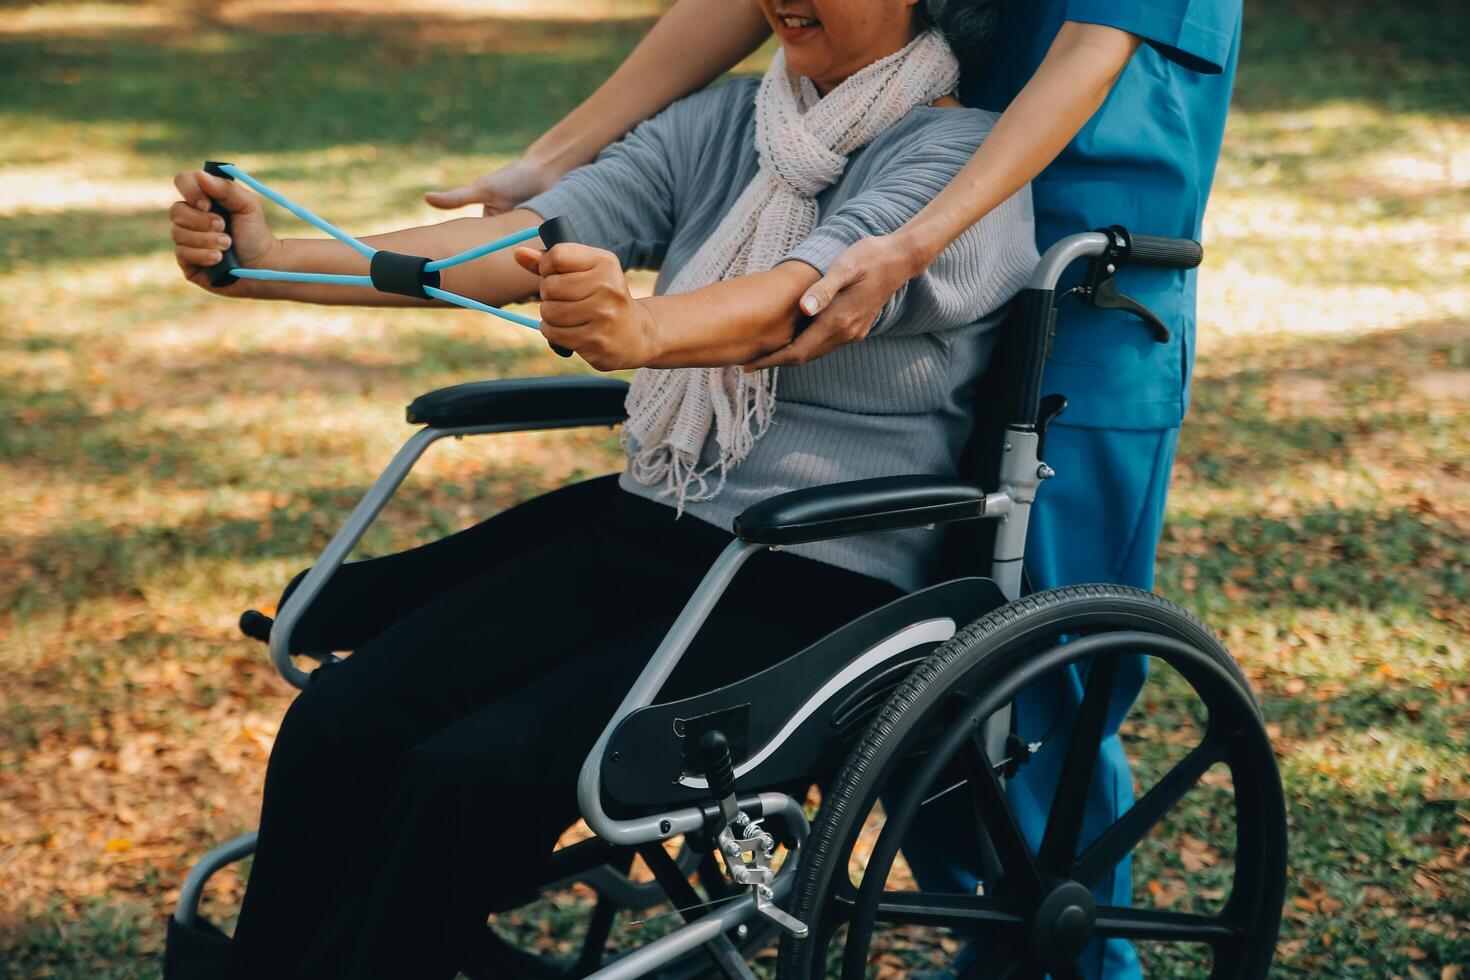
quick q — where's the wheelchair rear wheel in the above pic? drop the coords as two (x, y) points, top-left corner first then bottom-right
(778, 585), (1287, 979)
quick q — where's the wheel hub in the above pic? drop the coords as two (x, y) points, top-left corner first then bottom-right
(1029, 880), (1096, 969)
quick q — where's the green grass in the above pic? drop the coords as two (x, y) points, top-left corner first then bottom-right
(0, 0), (1466, 977)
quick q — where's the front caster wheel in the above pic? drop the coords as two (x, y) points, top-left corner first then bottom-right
(779, 585), (1287, 979)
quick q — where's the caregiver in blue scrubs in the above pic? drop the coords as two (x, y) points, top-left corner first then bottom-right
(431, 1), (1242, 975)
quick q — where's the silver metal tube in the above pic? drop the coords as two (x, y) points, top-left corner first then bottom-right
(269, 426), (442, 687)
(172, 830), (258, 927)
(989, 427), (1043, 602)
(1027, 232), (1110, 291)
(577, 540), (762, 845)
(268, 418), (621, 688)
(583, 909), (732, 980)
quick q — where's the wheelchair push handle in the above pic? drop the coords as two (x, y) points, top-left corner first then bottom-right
(1124, 232), (1203, 270)
(201, 161), (243, 288)
(536, 216), (580, 358)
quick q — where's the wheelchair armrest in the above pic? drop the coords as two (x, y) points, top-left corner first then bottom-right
(734, 475), (988, 546)
(405, 376), (629, 428)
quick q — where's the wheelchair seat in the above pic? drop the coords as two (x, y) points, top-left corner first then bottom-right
(601, 577), (1006, 810)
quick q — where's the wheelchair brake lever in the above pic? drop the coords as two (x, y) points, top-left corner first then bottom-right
(755, 883), (809, 939)
(717, 815), (809, 939)
(1088, 277), (1171, 343)
(1075, 227), (1173, 343)
(699, 730), (809, 938)
(698, 730), (741, 832)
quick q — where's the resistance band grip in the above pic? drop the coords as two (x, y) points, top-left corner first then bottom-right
(369, 250), (441, 299)
(202, 161), (242, 288)
(537, 216), (579, 358)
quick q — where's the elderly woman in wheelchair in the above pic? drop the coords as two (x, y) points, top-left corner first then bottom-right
(165, 0), (1286, 978)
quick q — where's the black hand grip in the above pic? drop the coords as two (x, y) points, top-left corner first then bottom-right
(201, 161), (243, 288)
(698, 730), (736, 802)
(1126, 233), (1203, 270)
(536, 216), (578, 358)
(239, 608), (274, 644)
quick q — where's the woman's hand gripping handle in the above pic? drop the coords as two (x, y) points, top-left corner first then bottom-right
(536, 216), (580, 358)
(201, 162), (242, 287)
(170, 162), (279, 295)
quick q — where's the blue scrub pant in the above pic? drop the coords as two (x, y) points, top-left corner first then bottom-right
(901, 422), (1181, 980)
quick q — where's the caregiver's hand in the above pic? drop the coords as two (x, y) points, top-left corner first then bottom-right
(169, 169), (280, 294)
(742, 233), (924, 371)
(424, 157), (557, 216)
(514, 243), (659, 372)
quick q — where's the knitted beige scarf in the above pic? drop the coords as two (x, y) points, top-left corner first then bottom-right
(623, 30), (960, 509)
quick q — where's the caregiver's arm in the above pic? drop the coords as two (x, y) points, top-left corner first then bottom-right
(425, 0), (769, 213)
(746, 21), (1141, 369)
(513, 243), (816, 372)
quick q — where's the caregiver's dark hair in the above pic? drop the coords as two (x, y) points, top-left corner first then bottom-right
(919, 0), (1003, 62)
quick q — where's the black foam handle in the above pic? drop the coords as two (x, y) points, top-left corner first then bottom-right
(536, 217), (579, 358)
(699, 730), (736, 802)
(238, 609), (274, 644)
(1126, 233), (1203, 270)
(202, 161), (243, 288)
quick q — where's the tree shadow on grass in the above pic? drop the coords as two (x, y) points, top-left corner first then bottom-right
(0, 13), (657, 159)
(1236, 0), (1469, 116)
(2, 0), (1464, 179)
(0, 207), (163, 274)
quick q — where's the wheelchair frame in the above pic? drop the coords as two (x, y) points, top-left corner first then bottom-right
(174, 227), (1209, 979)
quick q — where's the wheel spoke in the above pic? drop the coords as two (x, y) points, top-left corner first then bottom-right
(961, 734), (1045, 902)
(1036, 656), (1119, 877)
(1092, 904), (1241, 944)
(1072, 734), (1229, 888)
(573, 896), (619, 973)
(870, 891), (1025, 931)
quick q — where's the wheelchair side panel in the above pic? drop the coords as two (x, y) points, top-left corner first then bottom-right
(601, 578), (1007, 809)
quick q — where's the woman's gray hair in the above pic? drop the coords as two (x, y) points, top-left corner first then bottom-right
(919, 0), (1003, 61)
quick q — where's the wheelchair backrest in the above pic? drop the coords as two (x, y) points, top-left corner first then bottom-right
(930, 299), (1033, 585)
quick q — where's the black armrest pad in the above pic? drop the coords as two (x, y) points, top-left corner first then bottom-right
(406, 376), (629, 429)
(734, 475), (987, 546)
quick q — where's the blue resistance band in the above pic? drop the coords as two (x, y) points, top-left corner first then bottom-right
(200, 161), (577, 356)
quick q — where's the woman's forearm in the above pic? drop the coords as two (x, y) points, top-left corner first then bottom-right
(897, 21), (1143, 269)
(253, 210), (545, 308)
(523, 0), (770, 177)
(639, 261), (818, 368)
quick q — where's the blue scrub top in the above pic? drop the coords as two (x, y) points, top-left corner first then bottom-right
(960, 0), (1242, 430)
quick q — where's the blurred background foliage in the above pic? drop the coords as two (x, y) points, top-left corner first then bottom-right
(0, 0), (1465, 976)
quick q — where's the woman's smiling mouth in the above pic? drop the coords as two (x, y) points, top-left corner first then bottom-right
(773, 8), (821, 39)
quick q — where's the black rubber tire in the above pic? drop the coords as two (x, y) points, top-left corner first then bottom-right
(777, 584), (1287, 979)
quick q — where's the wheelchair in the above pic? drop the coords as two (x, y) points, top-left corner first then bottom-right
(167, 224), (1288, 979)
